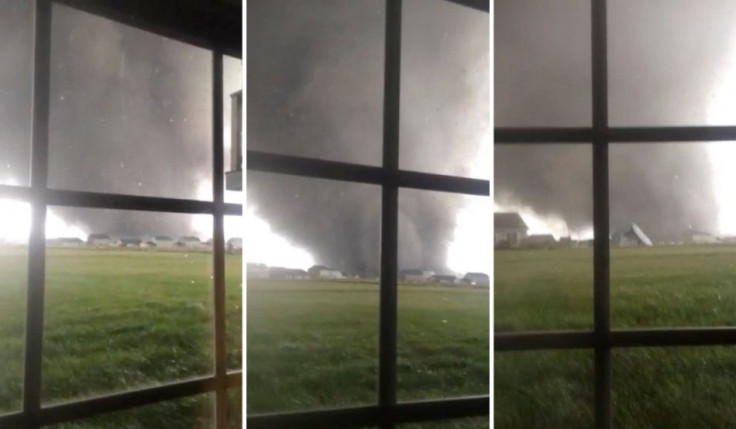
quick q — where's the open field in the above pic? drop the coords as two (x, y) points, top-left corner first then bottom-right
(0, 246), (242, 428)
(247, 280), (489, 428)
(496, 245), (736, 429)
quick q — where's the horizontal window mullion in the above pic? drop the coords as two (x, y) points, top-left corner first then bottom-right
(495, 331), (596, 351)
(247, 151), (489, 196)
(247, 396), (490, 429)
(43, 188), (241, 215)
(38, 372), (241, 426)
(611, 328), (736, 348)
(495, 126), (736, 144)
(52, 0), (241, 58)
(496, 328), (736, 351)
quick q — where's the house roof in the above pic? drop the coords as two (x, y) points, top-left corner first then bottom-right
(614, 223), (653, 246)
(494, 212), (528, 230)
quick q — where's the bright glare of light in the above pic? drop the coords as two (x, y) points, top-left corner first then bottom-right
(0, 178), (88, 243)
(446, 125), (491, 274)
(707, 41), (736, 235)
(447, 197), (491, 274)
(245, 208), (314, 270)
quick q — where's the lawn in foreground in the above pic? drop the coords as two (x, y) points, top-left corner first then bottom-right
(247, 280), (489, 428)
(0, 246), (242, 428)
(496, 245), (736, 428)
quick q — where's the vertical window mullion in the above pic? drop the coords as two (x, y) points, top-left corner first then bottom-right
(379, 0), (402, 428)
(23, 0), (52, 427)
(591, 0), (611, 428)
(212, 51), (228, 429)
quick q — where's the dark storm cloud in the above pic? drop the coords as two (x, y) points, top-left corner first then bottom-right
(247, 0), (488, 274)
(1, 3), (242, 239)
(0, 0), (33, 184)
(495, 0), (729, 238)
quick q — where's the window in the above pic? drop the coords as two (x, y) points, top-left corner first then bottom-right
(246, 0), (489, 428)
(0, 1), (241, 428)
(495, 0), (736, 428)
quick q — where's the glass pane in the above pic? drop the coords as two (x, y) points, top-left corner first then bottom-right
(495, 350), (594, 429)
(48, 4), (213, 200)
(0, 197), (28, 413)
(47, 394), (214, 429)
(613, 347), (736, 428)
(247, 0), (383, 166)
(494, 0), (591, 127)
(494, 144), (593, 332)
(226, 215), (242, 371)
(227, 388), (242, 429)
(610, 0), (736, 126)
(246, 172), (380, 413)
(42, 208), (215, 404)
(0, 0), (33, 186)
(610, 142), (736, 328)
(397, 189), (489, 401)
(398, 417), (488, 429)
(400, 0), (489, 179)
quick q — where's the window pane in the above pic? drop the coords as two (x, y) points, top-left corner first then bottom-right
(613, 347), (736, 428)
(48, 4), (213, 200)
(610, 142), (736, 328)
(494, 0), (591, 127)
(42, 208), (215, 404)
(47, 393), (214, 429)
(0, 0), (33, 187)
(495, 350), (594, 429)
(246, 172), (380, 413)
(0, 199), (27, 413)
(225, 215), (242, 371)
(494, 144), (593, 332)
(610, 0), (736, 126)
(227, 388), (242, 429)
(397, 189), (489, 401)
(247, 0), (383, 166)
(400, 0), (489, 179)
(398, 417), (488, 428)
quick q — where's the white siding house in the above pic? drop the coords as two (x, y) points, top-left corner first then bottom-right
(88, 233), (113, 247)
(494, 212), (529, 248)
(153, 235), (176, 248)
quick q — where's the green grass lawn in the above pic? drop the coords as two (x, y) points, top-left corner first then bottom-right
(495, 245), (736, 429)
(247, 280), (489, 428)
(0, 246), (242, 428)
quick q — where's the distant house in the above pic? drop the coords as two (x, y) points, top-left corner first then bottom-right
(87, 233), (113, 247)
(462, 272), (489, 287)
(269, 267), (308, 280)
(308, 265), (329, 279)
(429, 274), (457, 285)
(318, 268), (343, 280)
(686, 232), (720, 245)
(178, 236), (203, 248)
(523, 234), (558, 249)
(227, 237), (243, 251)
(307, 265), (343, 280)
(399, 269), (434, 283)
(152, 235), (175, 248)
(118, 238), (142, 248)
(247, 263), (269, 279)
(47, 237), (84, 248)
(611, 223), (653, 247)
(140, 241), (157, 248)
(495, 212), (528, 248)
